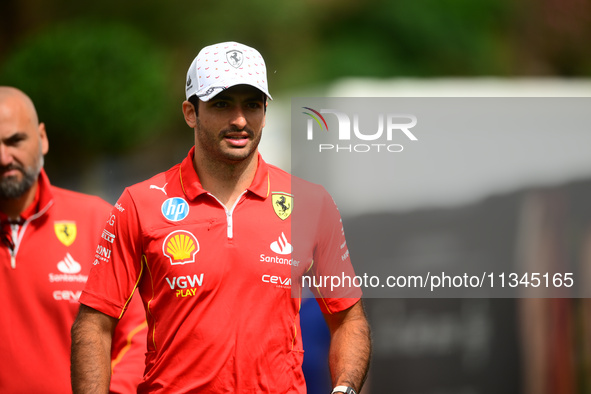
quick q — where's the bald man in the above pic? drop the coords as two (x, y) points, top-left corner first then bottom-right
(0, 87), (147, 393)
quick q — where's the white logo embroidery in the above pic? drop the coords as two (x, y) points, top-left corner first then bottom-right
(270, 232), (293, 255)
(57, 253), (82, 274)
(150, 183), (168, 195)
(101, 229), (115, 244)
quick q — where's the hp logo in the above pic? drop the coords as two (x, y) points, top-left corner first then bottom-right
(161, 198), (189, 221)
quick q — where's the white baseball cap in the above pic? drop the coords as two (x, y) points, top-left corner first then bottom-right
(185, 41), (272, 102)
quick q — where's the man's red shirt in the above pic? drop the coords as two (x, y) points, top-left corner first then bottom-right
(82, 149), (360, 393)
(0, 169), (146, 393)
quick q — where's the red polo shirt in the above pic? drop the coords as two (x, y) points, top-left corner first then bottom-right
(0, 169), (146, 394)
(81, 148), (359, 393)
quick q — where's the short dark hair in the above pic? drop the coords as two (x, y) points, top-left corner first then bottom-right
(188, 94), (200, 116)
(187, 93), (268, 117)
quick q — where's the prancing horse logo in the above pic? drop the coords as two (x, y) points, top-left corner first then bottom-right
(54, 221), (77, 246)
(226, 50), (243, 68)
(272, 193), (293, 220)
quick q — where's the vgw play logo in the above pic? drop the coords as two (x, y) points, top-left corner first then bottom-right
(302, 107), (417, 153)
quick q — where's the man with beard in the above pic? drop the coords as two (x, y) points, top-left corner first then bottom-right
(71, 41), (370, 394)
(0, 86), (147, 393)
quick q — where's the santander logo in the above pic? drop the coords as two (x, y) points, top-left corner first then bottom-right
(57, 253), (82, 274)
(270, 232), (292, 255)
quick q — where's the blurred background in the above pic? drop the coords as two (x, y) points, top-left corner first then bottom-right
(2, 1), (591, 393)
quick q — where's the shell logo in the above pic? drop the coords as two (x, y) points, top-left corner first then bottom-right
(162, 230), (199, 265)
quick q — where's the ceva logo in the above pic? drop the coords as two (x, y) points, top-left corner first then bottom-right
(262, 274), (291, 288)
(302, 106), (418, 153)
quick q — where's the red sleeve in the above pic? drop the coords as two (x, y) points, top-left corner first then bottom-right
(109, 293), (147, 394)
(81, 189), (147, 392)
(81, 189), (144, 318)
(311, 188), (362, 314)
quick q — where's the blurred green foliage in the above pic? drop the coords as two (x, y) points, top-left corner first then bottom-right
(316, 0), (514, 78)
(0, 20), (171, 159)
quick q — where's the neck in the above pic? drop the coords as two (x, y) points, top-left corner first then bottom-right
(193, 152), (259, 208)
(0, 182), (38, 221)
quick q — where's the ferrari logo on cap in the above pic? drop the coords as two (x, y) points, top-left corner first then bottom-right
(272, 193), (293, 220)
(54, 221), (77, 247)
(227, 50), (243, 68)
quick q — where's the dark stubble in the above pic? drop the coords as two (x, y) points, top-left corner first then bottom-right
(0, 155), (43, 199)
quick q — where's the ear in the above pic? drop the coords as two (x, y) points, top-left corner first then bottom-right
(182, 101), (197, 128)
(39, 122), (49, 155)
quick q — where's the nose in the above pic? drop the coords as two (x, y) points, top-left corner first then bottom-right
(0, 144), (13, 167)
(229, 107), (247, 130)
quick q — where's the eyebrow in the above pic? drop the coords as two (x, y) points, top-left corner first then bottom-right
(1, 132), (28, 144)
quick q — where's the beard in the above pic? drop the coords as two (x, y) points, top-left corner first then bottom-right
(196, 119), (262, 164)
(0, 157), (43, 199)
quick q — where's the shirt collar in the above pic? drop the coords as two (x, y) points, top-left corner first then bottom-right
(179, 147), (270, 201)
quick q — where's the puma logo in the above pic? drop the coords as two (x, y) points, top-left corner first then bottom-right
(150, 183), (168, 195)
